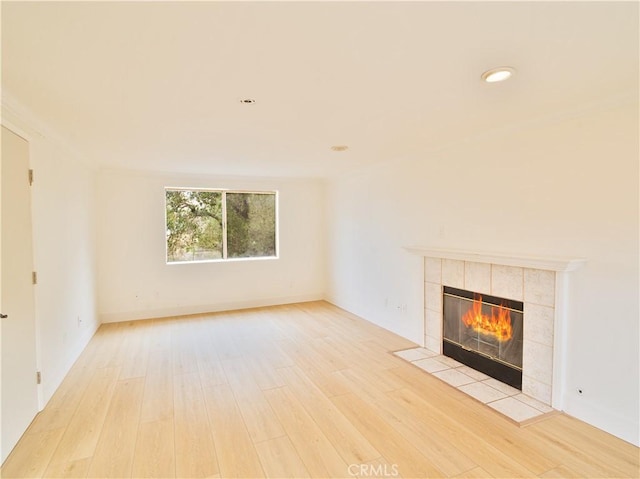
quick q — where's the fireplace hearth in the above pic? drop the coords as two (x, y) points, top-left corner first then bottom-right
(443, 286), (523, 389)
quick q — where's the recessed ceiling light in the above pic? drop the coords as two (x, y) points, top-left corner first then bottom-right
(331, 145), (349, 152)
(240, 98), (256, 104)
(481, 67), (515, 83)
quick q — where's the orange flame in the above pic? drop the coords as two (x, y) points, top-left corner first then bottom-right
(461, 296), (513, 342)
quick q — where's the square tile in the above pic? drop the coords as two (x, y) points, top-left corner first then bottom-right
(413, 357), (450, 373)
(433, 369), (476, 387)
(455, 365), (490, 381)
(394, 348), (432, 362)
(425, 283), (442, 312)
(434, 355), (464, 368)
(442, 259), (464, 288)
(424, 336), (441, 353)
(415, 347), (439, 358)
(524, 269), (555, 307)
(513, 393), (554, 413)
(491, 265), (523, 301)
(425, 257), (442, 284)
(481, 378), (521, 396)
(523, 340), (553, 385)
(524, 303), (554, 347)
(425, 309), (442, 340)
(459, 382), (509, 403)
(522, 376), (552, 405)
(464, 262), (491, 295)
(488, 397), (542, 422)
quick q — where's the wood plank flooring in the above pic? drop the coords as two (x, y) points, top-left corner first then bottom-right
(2, 301), (638, 478)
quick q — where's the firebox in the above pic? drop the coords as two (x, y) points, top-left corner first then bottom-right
(442, 286), (523, 389)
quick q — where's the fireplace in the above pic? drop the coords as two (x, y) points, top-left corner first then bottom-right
(406, 246), (586, 407)
(442, 286), (523, 389)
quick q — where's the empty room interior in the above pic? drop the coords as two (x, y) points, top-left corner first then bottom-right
(1, 2), (639, 478)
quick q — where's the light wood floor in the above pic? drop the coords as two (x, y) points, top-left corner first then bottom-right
(2, 301), (638, 478)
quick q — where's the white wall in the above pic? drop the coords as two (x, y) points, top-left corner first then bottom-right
(326, 99), (639, 446)
(29, 135), (99, 405)
(97, 169), (326, 322)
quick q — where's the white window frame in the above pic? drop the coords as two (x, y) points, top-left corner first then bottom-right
(165, 187), (279, 264)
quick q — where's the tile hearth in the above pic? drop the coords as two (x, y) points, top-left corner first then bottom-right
(394, 347), (556, 425)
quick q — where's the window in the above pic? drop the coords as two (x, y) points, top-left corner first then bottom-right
(165, 188), (277, 263)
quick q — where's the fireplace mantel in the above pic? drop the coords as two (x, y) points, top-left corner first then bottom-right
(404, 246), (586, 272)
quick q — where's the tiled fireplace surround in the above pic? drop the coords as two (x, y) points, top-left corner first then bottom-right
(406, 247), (586, 409)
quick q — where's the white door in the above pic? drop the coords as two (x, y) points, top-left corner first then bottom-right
(0, 126), (39, 463)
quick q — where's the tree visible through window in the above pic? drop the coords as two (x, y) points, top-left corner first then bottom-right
(165, 188), (277, 263)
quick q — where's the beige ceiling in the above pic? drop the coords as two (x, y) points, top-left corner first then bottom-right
(2, 1), (638, 178)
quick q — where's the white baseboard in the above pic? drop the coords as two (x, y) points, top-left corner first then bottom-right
(98, 293), (325, 323)
(564, 393), (640, 447)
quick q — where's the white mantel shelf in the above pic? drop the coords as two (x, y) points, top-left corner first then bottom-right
(404, 246), (586, 272)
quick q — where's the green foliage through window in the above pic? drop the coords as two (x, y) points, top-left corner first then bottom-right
(166, 189), (277, 263)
